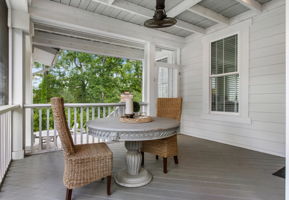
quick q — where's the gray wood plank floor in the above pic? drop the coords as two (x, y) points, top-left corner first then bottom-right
(0, 135), (285, 200)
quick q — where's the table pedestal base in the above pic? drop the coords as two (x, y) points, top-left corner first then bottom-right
(114, 141), (152, 187)
(114, 168), (152, 187)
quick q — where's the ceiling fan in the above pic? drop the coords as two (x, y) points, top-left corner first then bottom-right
(144, 0), (177, 28)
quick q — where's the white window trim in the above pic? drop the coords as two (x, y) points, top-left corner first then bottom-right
(155, 48), (182, 98)
(201, 20), (251, 124)
(155, 61), (181, 98)
(209, 35), (239, 114)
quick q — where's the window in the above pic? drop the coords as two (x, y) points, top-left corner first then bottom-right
(158, 66), (169, 97)
(155, 48), (180, 98)
(157, 57), (169, 97)
(210, 35), (239, 113)
(202, 21), (251, 124)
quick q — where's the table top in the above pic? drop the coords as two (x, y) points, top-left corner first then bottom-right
(87, 117), (180, 141)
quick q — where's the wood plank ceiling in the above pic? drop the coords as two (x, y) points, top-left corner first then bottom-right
(50, 0), (272, 37)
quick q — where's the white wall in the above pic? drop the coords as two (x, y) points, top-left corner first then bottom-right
(180, 2), (285, 157)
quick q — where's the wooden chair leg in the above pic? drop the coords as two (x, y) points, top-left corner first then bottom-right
(156, 155), (159, 160)
(141, 151), (144, 167)
(107, 176), (112, 195)
(174, 156), (179, 164)
(66, 188), (72, 200)
(163, 157), (168, 174)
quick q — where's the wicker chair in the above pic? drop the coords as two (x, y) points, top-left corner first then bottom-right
(51, 97), (113, 200)
(141, 98), (182, 174)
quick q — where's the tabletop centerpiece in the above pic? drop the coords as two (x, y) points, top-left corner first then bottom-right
(120, 92), (152, 123)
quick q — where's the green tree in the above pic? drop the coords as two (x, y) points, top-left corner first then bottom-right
(33, 50), (143, 131)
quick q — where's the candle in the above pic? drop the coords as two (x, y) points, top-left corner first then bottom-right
(125, 99), (133, 115)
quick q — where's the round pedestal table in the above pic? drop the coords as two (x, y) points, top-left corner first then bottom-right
(87, 117), (180, 187)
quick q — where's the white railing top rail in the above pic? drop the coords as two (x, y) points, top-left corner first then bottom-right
(0, 105), (20, 114)
(24, 102), (148, 108)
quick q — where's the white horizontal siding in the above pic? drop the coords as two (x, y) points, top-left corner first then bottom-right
(250, 64), (285, 77)
(180, 2), (285, 156)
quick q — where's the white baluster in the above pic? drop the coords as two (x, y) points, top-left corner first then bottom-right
(108, 107), (111, 117)
(117, 106), (121, 116)
(31, 108), (34, 153)
(46, 109), (50, 149)
(53, 117), (57, 149)
(67, 108), (71, 129)
(74, 107), (77, 144)
(92, 107), (95, 120)
(9, 111), (11, 161)
(39, 109), (42, 150)
(98, 107), (100, 118)
(86, 107), (89, 144)
(80, 107), (83, 144)
(103, 107), (106, 118)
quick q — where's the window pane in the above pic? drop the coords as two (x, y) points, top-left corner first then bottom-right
(216, 40), (224, 74)
(224, 35), (237, 73)
(158, 67), (169, 97)
(157, 57), (168, 63)
(225, 75), (239, 112)
(210, 75), (239, 113)
(216, 76), (225, 111)
(211, 43), (217, 74)
(211, 34), (238, 75)
(211, 78), (217, 111)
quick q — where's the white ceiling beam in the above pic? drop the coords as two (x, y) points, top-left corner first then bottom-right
(176, 20), (205, 34)
(35, 45), (59, 55)
(188, 5), (229, 25)
(33, 31), (145, 60)
(33, 46), (58, 68)
(108, 0), (115, 4)
(5, 0), (28, 11)
(109, 0), (153, 18)
(30, 0), (185, 48)
(166, 0), (202, 17)
(33, 23), (144, 50)
(92, 0), (205, 34)
(186, 0), (281, 41)
(234, 0), (262, 12)
(95, 0), (115, 4)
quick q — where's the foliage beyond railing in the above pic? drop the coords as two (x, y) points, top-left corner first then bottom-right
(0, 105), (19, 185)
(24, 102), (147, 154)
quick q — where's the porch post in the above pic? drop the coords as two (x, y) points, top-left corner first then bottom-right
(144, 42), (157, 116)
(8, 9), (31, 160)
(24, 35), (33, 152)
(11, 28), (25, 159)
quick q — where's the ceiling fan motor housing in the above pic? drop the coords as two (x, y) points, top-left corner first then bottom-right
(144, 0), (177, 28)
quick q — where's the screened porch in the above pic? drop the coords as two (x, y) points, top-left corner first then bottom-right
(0, 0), (287, 199)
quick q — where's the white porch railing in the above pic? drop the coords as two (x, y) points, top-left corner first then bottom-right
(0, 105), (19, 185)
(24, 102), (147, 154)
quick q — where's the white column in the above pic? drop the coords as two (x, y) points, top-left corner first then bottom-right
(144, 42), (157, 116)
(24, 35), (33, 151)
(9, 8), (31, 160)
(114, 141), (152, 187)
(11, 28), (25, 160)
